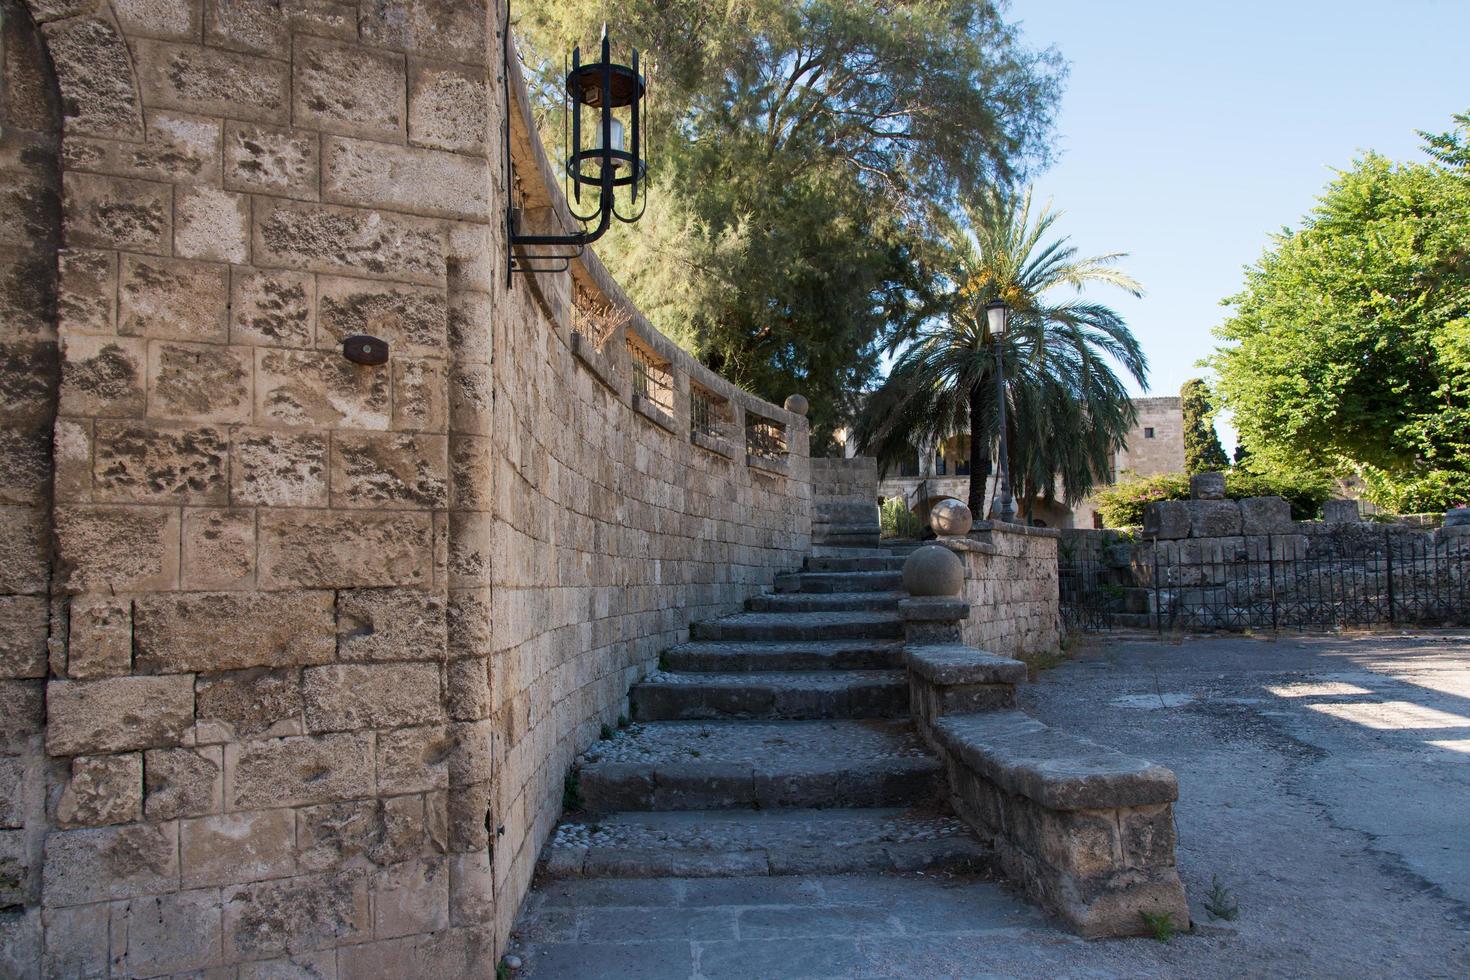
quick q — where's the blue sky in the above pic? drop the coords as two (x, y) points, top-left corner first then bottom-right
(1007, 0), (1470, 451)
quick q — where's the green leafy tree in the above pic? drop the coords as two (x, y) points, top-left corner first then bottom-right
(516, 0), (1064, 452)
(1093, 470), (1331, 527)
(855, 186), (1147, 518)
(1181, 378), (1228, 474)
(1210, 110), (1470, 511)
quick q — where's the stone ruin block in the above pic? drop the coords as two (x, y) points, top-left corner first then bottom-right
(1322, 498), (1360, 524)
(1189, 471), (1225, 500)
(1188, 499), (1242, 538)
(1142, 500), (1189, 540)
(1238, 495), (1293, 534)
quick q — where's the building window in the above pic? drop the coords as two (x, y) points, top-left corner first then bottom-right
(935, 455), (946, 477)
(1144, 427), (1155, 439)
(956, 459), (970, 476)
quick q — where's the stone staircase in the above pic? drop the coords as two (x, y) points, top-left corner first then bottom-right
(541, 544), (995, 879)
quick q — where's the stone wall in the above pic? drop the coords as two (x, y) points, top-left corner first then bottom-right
(955, 522), (1062, 662)
(0, 3), (812, 975)
(810, 456), (878, 545)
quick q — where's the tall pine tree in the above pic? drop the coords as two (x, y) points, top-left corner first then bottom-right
(1182, 378), (1228, 474)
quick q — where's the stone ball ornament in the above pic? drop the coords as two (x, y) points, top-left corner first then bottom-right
(930, 498), (973, 537)
(902, 544), (964, 597)
(783, 394), (809, 416)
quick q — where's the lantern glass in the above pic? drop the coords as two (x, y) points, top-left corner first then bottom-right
(985, 299), (1009, 337)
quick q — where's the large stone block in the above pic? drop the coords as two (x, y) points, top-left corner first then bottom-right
(393, 356), (449, 433)
(222, 870), (370, 960)
(46, 675), (194, 756)
(224, 121), (321, 200)
(41, 904), (107, 978)
(54, 504), (180, 594)
(134, 590), (335, 673)
(93, 420), (229, 504)
(371, 857), (449, 939)
(1189, 471), (1226, 500)
(182, 507), (257, 590)
(108, 887), (224, 977)
(0, 426), (53, 507)
(147, 340), (254, 423)
(293, 36), (406, 141)
(42, 821), (178, 907)
(66, 593), (132, 678)
(0, 595), (48, 678)
(112, 0), (201, 40)
(301, 663), (442, 733)
(204, 0), (289, 54)
(63, 110), (221, 187)
(322, 136), (489, 221)
(40, 15), (145, 140)
(0, 680), (43, 750)
(330, 431), (448, 510)
(337, 587), (448, 662)
(56, 247), (116, 336)
(1238, 495), (1293, 534)
(409, 60), (488, 155)
(359, 0), (488, 65)
(144, 745), (223, 820)
(133, 39), (290, 123)
(196, 668), (305, 743)
(316, 275), (449, 356)
(230, 268), (316, 348)
(182, 809), (296, 887)
(55, 752), (142, 828)
(175, 184), (251, 263)
(230, 427), (329, 507)
(1189, 499), (1243, 538)
(254, 348), (391, 429)
(61, 172), (170, 253)
(226, 733), (375, 809)
(296, 797), (424, 872)
(58, 334), (146, 417)
(1142, 499), (1189, 540)
(257, 509), (433, 588)
(252, 197), (446, 286)
(376, 724), (451, 795)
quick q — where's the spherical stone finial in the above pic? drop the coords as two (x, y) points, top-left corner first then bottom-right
(783, 394), (809, 416)
(902, 544), (964, 597)
(929, 498), (973, 537)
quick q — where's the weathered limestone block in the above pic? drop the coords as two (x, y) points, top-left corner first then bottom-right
(376, 725), (451, 795)
(230, 268), (316, 348)
(1189, 471), (1225, 500)
(46, 676), (194, 756)
(112, 0), (201, 40)
(63, 111), (221, 187)
(0, 426), (53, 508)
(372, 857), (450, 939)
(322, 136), (489, 221)
(57, 247), (116, 334)
(330, 431), (448, 510)
(204, 0), (289, 55)
(252, 197), (446, 286)
(195, 668), (305, 743)
(0, 756), (26, 828)
(255, 348), (391, 429)
(301, 663), (442, 733)
(133, 39), (290, 123)
(226, 733), (375, 809)
(360, 0), (487, 64)
(409, 60), (488, 155)
(296, 797), (425, 872)
(0, 827), (31, 908)
(93, 420), (228, 504)
(66, 594), (131, 678)
(144, 746), (223, 820)
(148, 340), (253, 423)
(316, 275), (449, 355)
(222, 870), (370, 960)
(1189, 500), (1243, 538)
(224, 121), (321, 200)
(0, 595), (48, 678)
(55, 752), (142, 827)
(1322, 498), (1360, 524)
(134, 590), (335, 673)
(1142, 499), (1189, 540)
(230, 427), (329, 507)
(40, 902), (107, 978)
(62, 172), (170, 253)
(446, 657), (492, 721)
(257, 510), (433, 588)
(40, 15), (145, 140)
(448, 360), (493, 435)
(58, 334), (146, 417)
(42, 821), (178, 907)
(181, 809), (295, 887)
(337, 587), (448, 662)
(108, 887), (224, 977)
(0, 680), (43, 751)
(1238, 495), (1293, 534)
(182, 507), (257, 589)
(293, 36), (406, 141)
(54, 503), (180, 593)
(394, 356), (449, 433)
(175, 184), (251, 263)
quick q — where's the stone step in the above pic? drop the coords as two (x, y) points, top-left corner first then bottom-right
(804, 554), (908, 573)
(807, 545), (895, 559)
(746, 592), (905, 613)
(662, 640), (903, 673)
(630, 670), (908, 721)
(692, 611), (902, 642)
(774, 570), (904, 594)
(576, 719), (943, 812)
(542, 807), (989, 879)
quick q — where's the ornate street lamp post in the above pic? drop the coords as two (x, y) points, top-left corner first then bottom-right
(985, 298), (1017, 523)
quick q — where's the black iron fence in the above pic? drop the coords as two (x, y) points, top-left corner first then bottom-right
(1060, 530), (1470, 632)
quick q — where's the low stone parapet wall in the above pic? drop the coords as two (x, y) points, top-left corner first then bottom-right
(954, 522), (1062, 662)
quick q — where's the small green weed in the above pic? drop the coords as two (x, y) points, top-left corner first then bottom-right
(658, 651), (671, 671)
(496, 963), (511, 980)
(1203, 875), (1239, 921)
(599, 724), (614, 741)
(1141, 911), (1176, 942)
(561, 769), (582, 813)
(617, 714), (631, 728)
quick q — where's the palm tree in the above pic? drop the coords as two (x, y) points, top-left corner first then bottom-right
(856, 186), (1148, 520)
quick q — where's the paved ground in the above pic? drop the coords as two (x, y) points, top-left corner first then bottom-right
(509, 632), (1470, 978)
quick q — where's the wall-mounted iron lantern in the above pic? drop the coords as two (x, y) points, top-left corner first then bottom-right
(509, 26), (648, 276)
